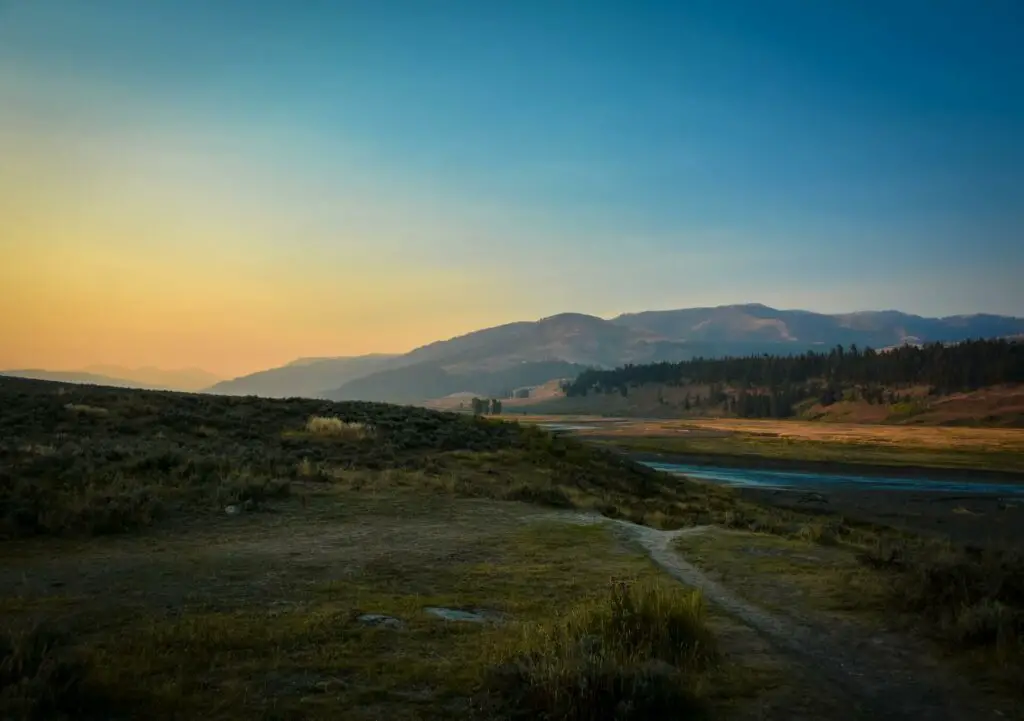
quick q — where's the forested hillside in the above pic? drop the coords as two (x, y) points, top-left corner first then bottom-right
(562, 339), (1024, 421)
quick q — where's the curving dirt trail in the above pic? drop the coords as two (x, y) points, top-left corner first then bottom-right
(542, 512), (1005, 721)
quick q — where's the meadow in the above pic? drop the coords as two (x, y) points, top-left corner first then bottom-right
(1, 377), (1022, 720)
(513, 415), (1024, 475)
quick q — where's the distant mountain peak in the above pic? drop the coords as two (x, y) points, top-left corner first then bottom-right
(201, 303), (1024, 403)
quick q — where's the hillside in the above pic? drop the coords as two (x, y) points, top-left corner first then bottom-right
(0, 369), (158, 390)
(613, 304), (1024, 347)
(82, 365), (222, 391)
(325, 359), (588, 404)
(206, 354), (401, 398)
(1, 367), (222, 392)
(199, 305), (1024, 403)
(539, 339), (1024, 426)
(3, 377), (1022, 720)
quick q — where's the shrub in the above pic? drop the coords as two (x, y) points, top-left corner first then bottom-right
(481, 579), (715, 720)
(305, 416), (373, 439)
(858, 540), (1024, 651)
(0, 625), (103, 720)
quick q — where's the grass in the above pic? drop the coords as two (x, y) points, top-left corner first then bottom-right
(481, 578), (716, 720)
(674, 526), (1024, 700)
(673, 530), (889, 617)
(0, 516), (731, 721)
(590, 432), (1024, 474)
(0, 376), (699, 539)
(859, 539), (1024, 653)
(0, 377), (755, 719)
(0, 624), (100, 721)
(3, 376), (1022, 714)
(305, 415), (374, 439)
(510, 415), (1024, 474)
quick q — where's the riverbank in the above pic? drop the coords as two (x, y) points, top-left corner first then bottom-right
(520, 415), (1024, 478)
(612, 447), (1024, 482)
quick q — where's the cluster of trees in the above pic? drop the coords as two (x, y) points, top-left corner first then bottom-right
(470, 397), (503, 415)
(562, 339), (1024, 419)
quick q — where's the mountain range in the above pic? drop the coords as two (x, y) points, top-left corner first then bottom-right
(0, 366), (221, 392)
(204, 304), (1024, 403)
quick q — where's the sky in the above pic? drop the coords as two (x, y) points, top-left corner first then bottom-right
(2, 0), (1022, 377)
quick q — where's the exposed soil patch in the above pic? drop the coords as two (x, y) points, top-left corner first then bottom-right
(548, 513), (1015, 721)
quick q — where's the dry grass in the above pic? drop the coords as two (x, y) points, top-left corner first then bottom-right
(482, 578), (716, 720)
(673, 529), (889, 618)
(0, 506), (736, 721)
(511, 415), (1024, 473)
(0, 624), (107, 721)
(674, 526), (1024, 701)
(305, 415), (374, 439)
(563, 417), (1024, 451)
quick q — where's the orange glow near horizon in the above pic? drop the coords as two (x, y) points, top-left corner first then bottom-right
(1, 231), (517, 377)
(0, 70), (541, 379)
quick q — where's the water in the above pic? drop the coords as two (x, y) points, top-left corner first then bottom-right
(642, 460), (1024, 496)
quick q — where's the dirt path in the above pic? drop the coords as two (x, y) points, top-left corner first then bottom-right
(543, 512), (1004, 721)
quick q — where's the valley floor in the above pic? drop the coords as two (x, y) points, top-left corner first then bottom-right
(3, 489), (1016, 720)
(2, 378), (1021, 720)
(512, 415), (1024, 476)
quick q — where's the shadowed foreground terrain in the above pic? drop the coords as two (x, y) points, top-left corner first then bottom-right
(1, 377), (1022, 720)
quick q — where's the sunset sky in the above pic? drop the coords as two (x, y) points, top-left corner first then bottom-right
(2, 1), (1022, 378)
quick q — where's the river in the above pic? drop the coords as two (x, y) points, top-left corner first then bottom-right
(640, 460), (1024, 496)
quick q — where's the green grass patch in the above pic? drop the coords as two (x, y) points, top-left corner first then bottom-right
(481, 579), (716, 720)
(1, 520), (733, 720)
(0, 377), (698, 539)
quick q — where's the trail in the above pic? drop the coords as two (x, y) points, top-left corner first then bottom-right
(541, 512), (1002, 721)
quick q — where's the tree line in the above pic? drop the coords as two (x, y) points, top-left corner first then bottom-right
(562, 339), (1024, 418)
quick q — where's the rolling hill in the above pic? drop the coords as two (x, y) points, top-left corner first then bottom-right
(82, 365), (222, 391)
(612, 304), (1024, 348)
(0, 366), (222, 392)
(196, 305), (1024, 403)
(0, 369), (158, 390)
(205, 354), (401, 398)
(324, 359), (589, 404)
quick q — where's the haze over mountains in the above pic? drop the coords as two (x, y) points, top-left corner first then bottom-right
(0, 366), (221, 392)
(205, 304), (1024, 404)
(7, 304), (1022, 402)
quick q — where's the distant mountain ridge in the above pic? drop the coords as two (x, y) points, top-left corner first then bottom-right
(206, 354), (402, 398)
(25, 304), (1018, 403)
(82, 365), (222, 391)
(0, 369), (160, 390)
(318, 305), (1024, 404)
(0, 366), (222, 392)
(610, 304), (1024, 347)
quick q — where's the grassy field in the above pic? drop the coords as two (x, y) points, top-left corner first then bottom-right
(673, 528), (1024, 705)
(2, 377), (1022, 719)
(512, 416), (1024, 475)
(0, 377), (775, 720)
(508, 382), (1024, 428)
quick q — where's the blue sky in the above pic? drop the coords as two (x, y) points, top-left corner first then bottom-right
(1, 0), (1022, 372)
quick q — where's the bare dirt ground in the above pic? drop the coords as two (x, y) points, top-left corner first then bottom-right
(552, 514), (1017, 721)
(4, 488), (1014, 720)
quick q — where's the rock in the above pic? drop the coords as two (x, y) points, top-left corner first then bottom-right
(356, 614), (403, 629)
(424, 606), (501, 624)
